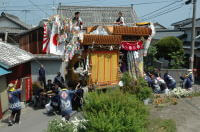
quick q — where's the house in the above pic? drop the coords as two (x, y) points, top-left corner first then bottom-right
(17, 25), (66, 83)
(154, 22), (167, 31)
(57, 5), (137, 27)
(0, 12), (31, 45)
(153, 30), (185, 41)
(171, 18), (200, 69)
(0, 41), (34, 119)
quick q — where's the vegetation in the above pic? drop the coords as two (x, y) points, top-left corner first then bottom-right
(144, 43), (158, 72)
(80, 89), (149, 132)
(155, 36), (185, 68)
(121, 72), (152, 101)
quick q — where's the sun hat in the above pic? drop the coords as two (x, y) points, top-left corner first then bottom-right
(8, 83), (15, 92)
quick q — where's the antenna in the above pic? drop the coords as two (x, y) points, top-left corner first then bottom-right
(52, 0), (56, 14)
(22, 10), (30, 23)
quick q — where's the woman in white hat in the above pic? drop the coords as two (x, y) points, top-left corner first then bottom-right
(7, 81), (22, 126)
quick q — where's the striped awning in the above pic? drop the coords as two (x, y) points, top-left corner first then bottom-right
(0, 67), (11, 76)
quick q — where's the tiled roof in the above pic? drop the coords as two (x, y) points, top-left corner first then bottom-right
(87, 26), (152, 36)
(0, 12), (31, 30)
(58, 6), (137, 27)
(0, 41), (34, 68)
(181, 19), (200, 28)
(34, 54), (63, 60)
(0, 27), (27, 34)
(171, 18), (192, 26)
(171, 18), (200, 28)
(82, 34), (122, 45)
(153, 30), (184, 40)
(106, 26), (152, 36)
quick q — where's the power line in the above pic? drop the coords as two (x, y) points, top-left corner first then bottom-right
(141, 3), (184, 21)
(0, 0), (179, 8)
(140, 0), (182, 18)
(142, 4), (184, 21)
(27, 0), (50, 16)
(132, 0), (178, 5)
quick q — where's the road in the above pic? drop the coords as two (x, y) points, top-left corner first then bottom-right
(0, 107), (56, 132)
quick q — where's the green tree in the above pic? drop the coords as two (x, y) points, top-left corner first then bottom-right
(144, 43), (158, 72)
(155, 36), (184, 68)
(169, 50), (185, 69)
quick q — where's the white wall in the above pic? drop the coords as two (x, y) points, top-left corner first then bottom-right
(184, 28), (200, 42)
(31, 60), (66, 83)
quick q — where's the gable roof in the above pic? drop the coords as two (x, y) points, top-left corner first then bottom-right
(171, 18), (200, 28)
(58, 5), (137, 27)
(171, 18), (192, 27)
(153, 30), (185, 40)
(0, 12), (31, 30)
(181, 18), (200, 28)
(0, 41), (34, 69)
(154, 22), (167, 30)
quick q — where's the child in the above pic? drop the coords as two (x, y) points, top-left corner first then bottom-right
(7, 81), (22, 126)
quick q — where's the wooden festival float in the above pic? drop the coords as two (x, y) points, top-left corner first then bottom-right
(78, 24), (153, 90)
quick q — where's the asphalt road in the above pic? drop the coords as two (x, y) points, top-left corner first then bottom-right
(0, 107), (56, 132)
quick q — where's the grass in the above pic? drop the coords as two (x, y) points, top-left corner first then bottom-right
(147, 118), (176, 132)
(190, 92), (200, 97)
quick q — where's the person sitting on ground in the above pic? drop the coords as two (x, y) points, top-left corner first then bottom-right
(7, 81), (22, 126)
(150, 74), (161, 93)
(164, 72), (176, 90)
(155, 74), (168, 93)
(115, 11), (125, 26)
(183, 70), (193, 90)
(72, 81), (84, 111)
(32, 82), (44, 108)
(50, 84), (61, 112)
(46, 79), (54, 91)
(54, 72), (65, 88)
(144, 72), (153, 87)
(45, 84), (61, 114)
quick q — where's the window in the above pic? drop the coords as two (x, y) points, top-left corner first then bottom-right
(197, 31), (200, 39)
(197, 31), (200, 36)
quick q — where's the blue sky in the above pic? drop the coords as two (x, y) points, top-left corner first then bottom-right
(0, 0), (199, 28)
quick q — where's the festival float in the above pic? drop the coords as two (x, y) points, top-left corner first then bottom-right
(41, 15), (155, 90)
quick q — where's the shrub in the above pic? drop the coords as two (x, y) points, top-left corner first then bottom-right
(80, 90), (149, 132)
(121, 72), (152, 101)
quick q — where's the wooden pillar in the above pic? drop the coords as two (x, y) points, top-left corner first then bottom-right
(27, 34), (30, 52)
(4, 32), (8, 43)
(0, 97), (2, 119)
(37, 31), (39, 54)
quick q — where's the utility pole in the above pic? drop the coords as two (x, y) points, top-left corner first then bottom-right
(189, 0), (196, 71)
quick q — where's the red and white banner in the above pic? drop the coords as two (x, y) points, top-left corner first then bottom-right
(121, 40), (144, 51)
(42, 22), (50, 53)
(49, 21), (65, 55)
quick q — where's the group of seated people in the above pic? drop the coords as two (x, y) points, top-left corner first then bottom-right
(45, 81), (84, 120)
(33, 72), (84, 120)
(145, 71), (193, 93)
